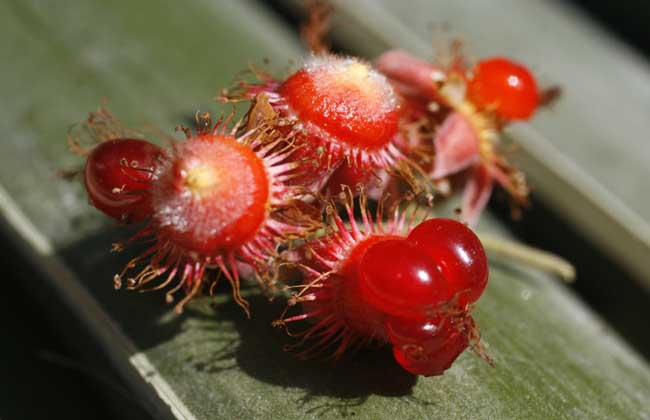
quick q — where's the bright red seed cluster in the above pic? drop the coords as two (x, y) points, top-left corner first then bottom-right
(374, 219), (488, 376)
(359, 219), (487, 318)
(75, 41), (549, 377)
(276, 199), (489, 376)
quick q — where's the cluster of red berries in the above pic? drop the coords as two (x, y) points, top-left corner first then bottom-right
(76, 47), (546, 376)
(81, 111), (320, 314)
(372, 218), (488, 376)
(276, 199), (490, 376)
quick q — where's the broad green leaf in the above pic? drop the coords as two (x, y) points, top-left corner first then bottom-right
(0, 1), (648, 419)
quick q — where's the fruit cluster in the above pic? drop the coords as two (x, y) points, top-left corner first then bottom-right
(74, 46), (549, 376)
(275, 197), (490, 376)
(376, 50), (545, 224)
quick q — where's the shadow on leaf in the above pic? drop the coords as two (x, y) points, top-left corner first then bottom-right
(60, 228), (428, 411)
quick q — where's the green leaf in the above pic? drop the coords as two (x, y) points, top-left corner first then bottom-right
(0, 0), (648, 419)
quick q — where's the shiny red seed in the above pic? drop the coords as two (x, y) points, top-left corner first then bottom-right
(408, 218), (488, 308)
(385, 314), (446, 349)
(84, 138), (161, 223)
(387, 314), (473, 376)
(467, 57), (539, 120)
(358, 239), (451, 320)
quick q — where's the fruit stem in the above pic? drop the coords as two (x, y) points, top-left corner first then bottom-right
(478, 233), (576, 282)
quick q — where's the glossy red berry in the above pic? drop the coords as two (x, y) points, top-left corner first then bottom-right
(151, 135), (269, 255)
(84, 138), (161, 223)
(358, 239), (452, 320)
(467, 57), (539, 120)
(408, 218), (488, 307)
(386, 314), (473, 376)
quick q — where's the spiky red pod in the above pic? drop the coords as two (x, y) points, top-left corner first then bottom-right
(111, 115), (320, 314)
(278, 57), (401, 157)
(277, 198), (406, 358)
(222, 56), (404, 189)
(275, 195), (490, 375)
(376, 50), (541, 225)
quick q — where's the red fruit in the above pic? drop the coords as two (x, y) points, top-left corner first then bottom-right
(358, 239), (452, 320)
(467, 57), (539, 120)
(84, 138), (161, 223)
(408, 218), (488, 307)
(226, 56), (403, 188)
(279, 57), (401, 153)
(386, 314), (473, 376)
(276, 199), (490, 373)
(298, 233), (403, 339)
(274, 197), (409, 357)
(376, 50), (535, 224)
(152, 135), (269, 255)
(109, 117), (321, 315)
